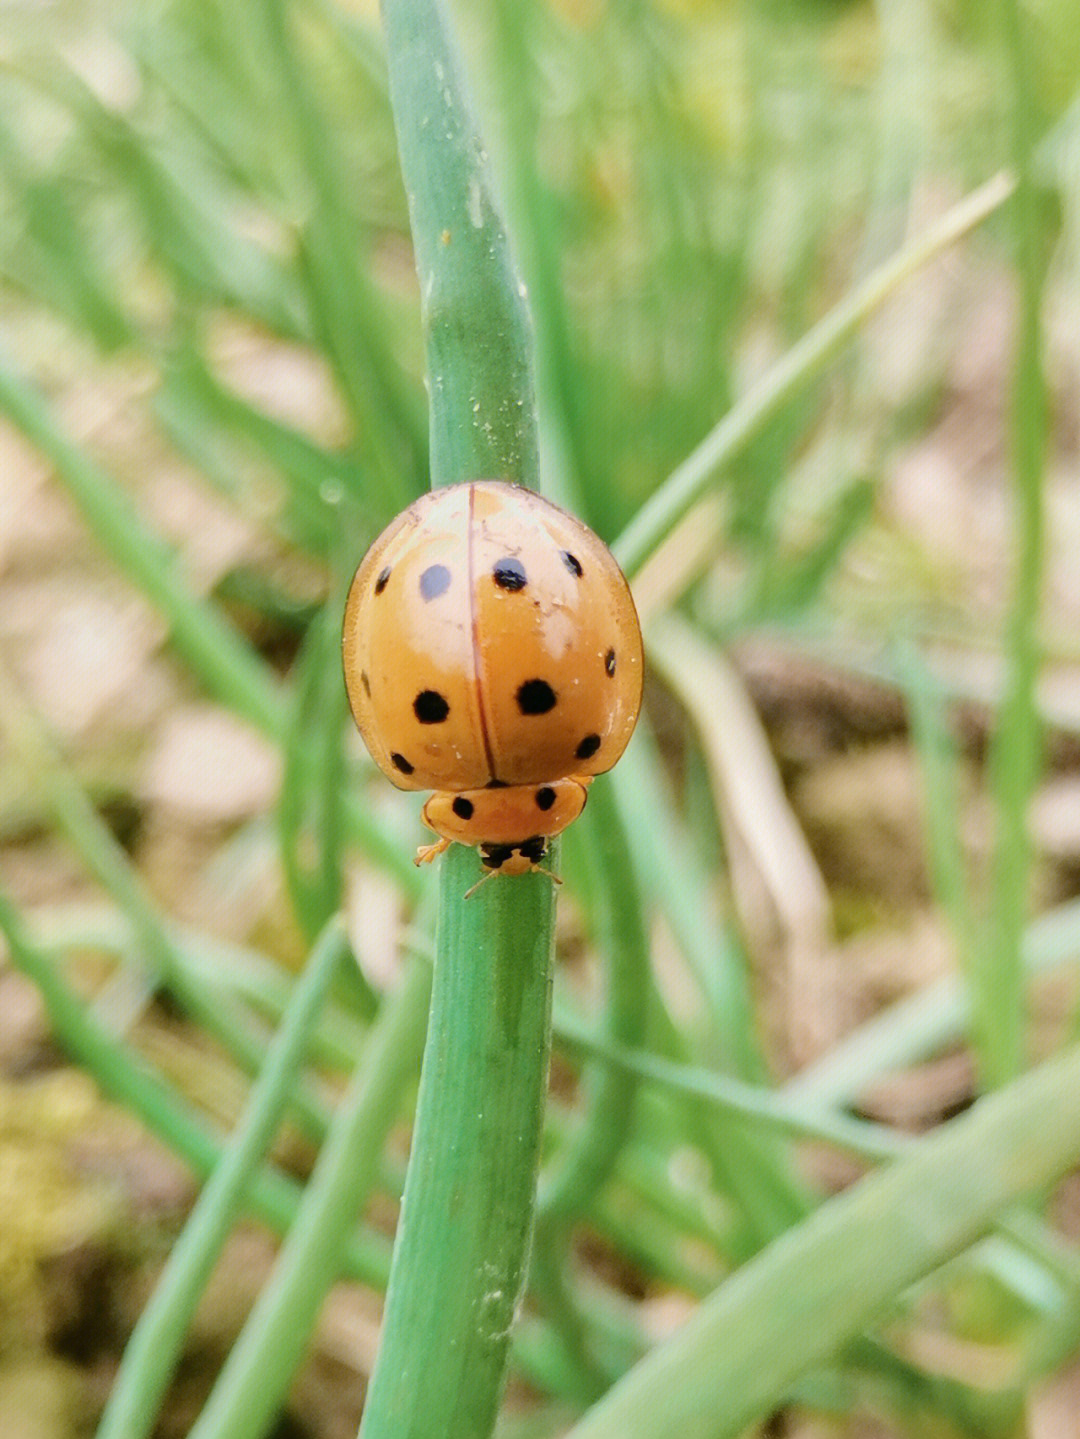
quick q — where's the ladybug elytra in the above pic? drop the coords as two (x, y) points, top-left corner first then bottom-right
(342, 481), (643, 881)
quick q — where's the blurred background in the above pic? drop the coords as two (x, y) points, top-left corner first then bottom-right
(3, 0), (1080, 1435)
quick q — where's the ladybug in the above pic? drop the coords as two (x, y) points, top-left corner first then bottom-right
(342, 481), (643, 881)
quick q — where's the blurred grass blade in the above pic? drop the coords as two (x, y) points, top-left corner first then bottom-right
(613, 172), (1015, 579)
(154, 348), (361, 554)
(539, 779), (649, 1223)
(279, 605), (350, 941)
(979, 0), (1047, 1090)
(895, 639), (977, 968)
(611, 735), (761, 1078)
(552, 1017), (907, 1162)
(533, 780), (651, 1391)
(785, 896), (1080, 1114)
(0, 353), (420, 890)
(0, 115), (133, 350)
(749, 476), (875, 625)
(96, 916), (350, 1439)
(34, 57), (308, 334)
(0, 352), (285, 736)
(567, 1043), (1080, 1439)
(258, 0), (425, 509)
(0, 669), (277, 1082)
(185, 951), (432, 1439)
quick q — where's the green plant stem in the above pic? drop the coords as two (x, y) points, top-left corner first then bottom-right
(359, 847), (555, 1437)
(188, 950), (432, 1439)
(380, 0), (538, 487)
(565, 1042), (1080, 1439)
(979, 0), (1046, 1089)
(612, 171), (1014, 579)
(357, 1), (551, 1433)
(96, 916), (350, 1439)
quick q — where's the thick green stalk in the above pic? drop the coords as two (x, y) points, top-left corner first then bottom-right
(359, 1), (551, 1433)
(359, 848), (555, 1436)
(96, 918), (350, 1439)
(380, 0), (538, 488)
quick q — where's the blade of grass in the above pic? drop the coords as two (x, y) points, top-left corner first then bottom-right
(0, 351), (421, 890)
(0, 350), (284, 737)
(95, 916), (350, 1439)
(552, 1017), (908, 1163)
(279, 604), (350, 941)
(30, 57), (308, 337)
(612, 171), (1015, 579)
(153, 347), (362, 552)
(977, 0), (1047, 1090)
(895, 638), (978, 965)
(186, 948), (432, 1439)
(784, 896), (1080, 1114)
(610, 735), (761, 1078)
(259, 0), (425, 511)
(532, 779), (650, 1390)
(539, 779), (649, 1223)
(0, 669), (279, 1091)
(566, 1042), (1080, 1439)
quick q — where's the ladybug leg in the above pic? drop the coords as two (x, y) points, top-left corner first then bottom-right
(414, 836), (452, 867)
(464, 870), (497, 900)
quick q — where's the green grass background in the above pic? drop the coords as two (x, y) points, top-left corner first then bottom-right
(2, 0), (1080, 1436)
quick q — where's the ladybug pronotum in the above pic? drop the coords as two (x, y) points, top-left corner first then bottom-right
(342, 481), (643, 882)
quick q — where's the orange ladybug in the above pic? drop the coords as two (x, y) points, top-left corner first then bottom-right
(342, 482), (643, 880)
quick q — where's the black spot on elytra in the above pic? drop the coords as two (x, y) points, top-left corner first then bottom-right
(452, 796), (474, 820)
(419, 563), (451, 601)
(517, 679), (556, 715)
(535, 787), (556, 811)
(605, 649), (616, 677)
(360, 670), (371, 696)
(414, 690), (450, 724)
(492, 557), (527, 591)
(391, 752), (414, 775)
(576, 733), (601, 760)
(561, 551), (583, 578)
(374, 566), (391, 594)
